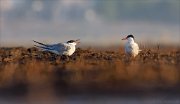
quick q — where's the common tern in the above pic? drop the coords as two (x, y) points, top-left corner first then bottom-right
(122, 35), (140, 57)
(33, 39), (80, 56)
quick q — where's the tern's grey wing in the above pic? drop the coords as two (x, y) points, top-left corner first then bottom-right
(128, 45), (133, 50)
(49, 43), (71, 52)
(34, 41), (72, 55)
(125, 43), (132, 52)
(33, 40), (49, 47)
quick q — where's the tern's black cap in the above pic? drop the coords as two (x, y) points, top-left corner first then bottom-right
(67, 40), (76, 43)
(127, 34), (134, 39)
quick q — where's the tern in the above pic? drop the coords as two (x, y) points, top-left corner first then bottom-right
(122, 34), (140, 57)
(33, 39), (80, 56)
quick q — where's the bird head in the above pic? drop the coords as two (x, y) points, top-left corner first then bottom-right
(67, 39), (80, 45)
(122, 34), (134, 40)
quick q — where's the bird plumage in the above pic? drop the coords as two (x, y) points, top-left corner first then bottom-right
(33, 39), (80, 56)
(122, 35), (140, 57)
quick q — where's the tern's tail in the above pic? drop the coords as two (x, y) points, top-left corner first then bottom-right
(33, 40), (53, 51)
(33, 40), (49, 47)
(34, 44), (58, 55)
(34, 45), (51, 50)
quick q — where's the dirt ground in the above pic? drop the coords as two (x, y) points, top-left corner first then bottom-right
(0, 46), (180, 97)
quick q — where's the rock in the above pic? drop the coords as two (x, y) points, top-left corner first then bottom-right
(10, 49), (22, 57)
(3, 57), (13, 62)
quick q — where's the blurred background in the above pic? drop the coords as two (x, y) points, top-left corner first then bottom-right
(0, 0), (180, 46)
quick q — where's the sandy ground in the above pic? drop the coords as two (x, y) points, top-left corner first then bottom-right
(0, 46), (180, 103)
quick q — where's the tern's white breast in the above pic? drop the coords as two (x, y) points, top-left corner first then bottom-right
(62, 43), (76, 56)
(125, 42), (139, 57)
(67, 44), (76, 56)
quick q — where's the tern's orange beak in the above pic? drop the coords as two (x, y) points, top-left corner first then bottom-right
(122, 37), (127, 40)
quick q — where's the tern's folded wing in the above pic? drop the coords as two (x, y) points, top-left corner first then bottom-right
(49, 43), (71, 52)
(125, 44), (133, 52)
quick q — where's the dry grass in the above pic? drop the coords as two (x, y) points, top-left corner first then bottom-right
(0, 46), (180, 96)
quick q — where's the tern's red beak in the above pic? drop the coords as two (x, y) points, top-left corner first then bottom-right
(122, 37), (127, 40)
